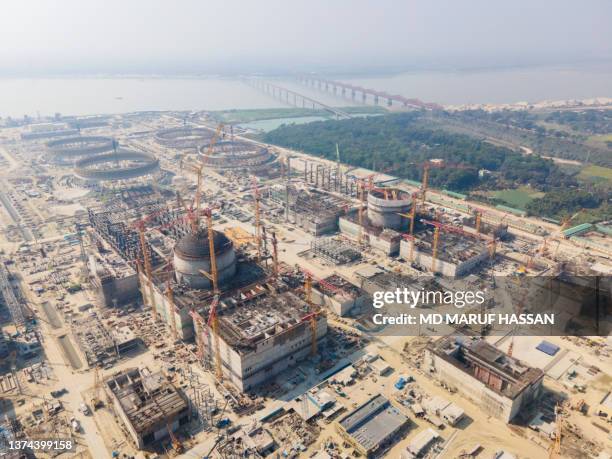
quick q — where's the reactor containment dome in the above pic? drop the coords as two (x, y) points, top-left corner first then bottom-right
(173, 229), (237, 289)
(367, 188), (412, 230)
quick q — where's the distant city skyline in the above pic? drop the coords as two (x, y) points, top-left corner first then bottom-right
(1, 0), (611, 76)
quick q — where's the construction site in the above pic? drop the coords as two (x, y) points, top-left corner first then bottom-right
(155, 127), (215, 150)
(400, 223), (491, 277)
(339, 187), (412, 255)
(267, 184), (351, 235)
(199, 135), (279, 177)
(0, 111), (610, 459)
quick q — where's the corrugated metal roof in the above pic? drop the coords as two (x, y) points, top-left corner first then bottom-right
(562, 223), (593, 237)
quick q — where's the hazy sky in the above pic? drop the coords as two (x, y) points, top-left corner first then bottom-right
(1, 0), (611, 75)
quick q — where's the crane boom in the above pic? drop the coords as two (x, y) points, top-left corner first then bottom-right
(205, 209), (219, 294)
(190, 123), (224, 232)
(303, 274), (318, 356)
(137, 222), (158, 322)
(251, 177), (262, 260)
(206, 295), (223, 381)
(166, 283), (178, 341)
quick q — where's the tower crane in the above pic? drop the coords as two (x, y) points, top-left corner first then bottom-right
(129, 206), (176, 323)
(189, 295), (223, 381)
(251, 176), (263, 260)
(189, 309), (205, 361)
(165, 281), (178, 342)
(91, 365), (104, 410)
(356, 179), (367, 245)
(560, 208), (585, 231)
(207, 295), (223, 381)
(507, 287), (528, 358)
(300, 268), (349, 356)
(183, 123), (224, 231)
(420, 219), (487, 273)
(402, 234), (416, 262)
(271, 231), (279, 278)
(198, 208), (220, 295)
(303, 273), (316, 356)
(132, 219), (158, 322)
(549, 402), (564, 458)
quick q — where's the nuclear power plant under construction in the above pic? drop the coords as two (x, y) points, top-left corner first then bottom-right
(6, 111), (609, 458)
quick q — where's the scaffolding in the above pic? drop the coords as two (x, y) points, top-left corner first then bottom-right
(302, 160), (358, 196)
(310, 237), (362, 265)
(185, 368), (218, 431)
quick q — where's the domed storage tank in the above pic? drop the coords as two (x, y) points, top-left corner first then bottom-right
(173, 230), (237, 289)
(367, 188), (412, 230)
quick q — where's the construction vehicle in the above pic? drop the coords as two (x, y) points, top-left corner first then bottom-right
(167, 422), (184, 454)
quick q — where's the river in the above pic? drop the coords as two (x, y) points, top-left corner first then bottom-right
(1, 63), (610, 118)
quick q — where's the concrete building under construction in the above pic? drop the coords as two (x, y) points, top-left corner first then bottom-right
(105, 367), (189, 449)
(192, 283), (327, 391)
(268, 185), (350, 235)
(131, 216), (327, 391)
(140, 268), (326, 391)
(399, 227), (490, 277)
(425, 335), (544, 423)
(87, 208), (161, 307)
(311, 273), (369, 316)
(339, 188), (412, 255)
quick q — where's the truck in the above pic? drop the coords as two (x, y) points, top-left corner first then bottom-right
(216, 418), (231, 429)
(394, 375), (414, 390)
(70, 417), (81, 433)
(79, 402), (90, 415)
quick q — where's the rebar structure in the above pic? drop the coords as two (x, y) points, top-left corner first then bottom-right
(186, 369), (217, 431)
(310, 237), (361, 265)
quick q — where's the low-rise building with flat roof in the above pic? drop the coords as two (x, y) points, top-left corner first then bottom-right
(425, 335), (544, 423)
(336, 394), (410, 457)
(105, 367), (189, 449)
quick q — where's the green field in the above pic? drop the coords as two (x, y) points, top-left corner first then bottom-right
(490, 186), (545, 209)
(578, 164), (612, 183)
(586, 133), (612, 149)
